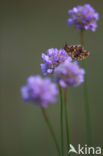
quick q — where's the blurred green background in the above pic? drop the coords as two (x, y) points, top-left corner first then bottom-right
(0, 0), (103, 155)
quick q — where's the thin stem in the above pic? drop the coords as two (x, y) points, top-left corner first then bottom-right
(80, 30), (92, 146)
(64, 88), (70, 156)
(41, 107), (61, 156)
(80, 29), (85, 46)
(59, 86), (64, 156)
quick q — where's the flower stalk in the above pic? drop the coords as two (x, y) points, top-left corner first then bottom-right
(59, 86), (64, 156)
(64, 88), (70, 156)
(41, 107), (61, 156)
(80, 30), (92, 146)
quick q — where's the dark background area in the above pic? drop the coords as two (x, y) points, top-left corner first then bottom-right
(0, 0), (103, 156)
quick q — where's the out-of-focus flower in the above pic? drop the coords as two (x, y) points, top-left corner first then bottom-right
(54, 60), (85, 88)
(41, 48), (72, 75)
(21, 75), (58, 107)
(68, 4), (99, 31)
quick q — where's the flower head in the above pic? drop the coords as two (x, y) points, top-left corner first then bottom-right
(54, 60), (85, 88)
(68, 4), (99, 31)
(41, 48), (72, 75)
(21, 75), (58, 107)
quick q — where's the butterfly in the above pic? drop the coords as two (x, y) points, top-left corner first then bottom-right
(64, 44), (90, 61)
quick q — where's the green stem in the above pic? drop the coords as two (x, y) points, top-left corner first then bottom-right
(59, 86), (64, 156)
(64, 88), (70, 156)
(80, 30), (92, 146)
(41, 107), (61, 156)
(80, 29), (85, 46)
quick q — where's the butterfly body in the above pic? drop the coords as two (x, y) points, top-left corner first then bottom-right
(64, 44), (90, 60)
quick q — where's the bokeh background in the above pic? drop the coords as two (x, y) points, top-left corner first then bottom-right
(0, 0), (103, 155)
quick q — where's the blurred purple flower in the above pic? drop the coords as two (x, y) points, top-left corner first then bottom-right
(54, 60), (85, 88)
(21, 75), (58, 107)
(68, 4), (99, 31)
(41, 48), (72, 75)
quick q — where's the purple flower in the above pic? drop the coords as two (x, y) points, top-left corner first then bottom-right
(41, 48), (72, 75)
(54, 60), (85, 88)
(68, 4), (99, 31)
(21, 75), (58, 107)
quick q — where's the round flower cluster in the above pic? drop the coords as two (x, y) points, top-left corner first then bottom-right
(21, 75), (58, 107)
(54, 60), (85, 88)
(41, 48), (72, 75)
(68, 4), (99, 31)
